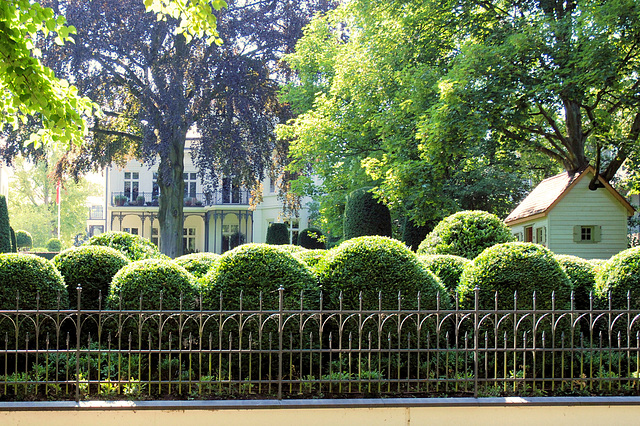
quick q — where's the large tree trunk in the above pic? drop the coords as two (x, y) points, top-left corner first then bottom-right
(158, 130), (186, 258)
(562, 98), (589, 173)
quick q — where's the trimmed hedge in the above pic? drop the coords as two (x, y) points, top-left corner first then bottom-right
(202, 243), (317, 309)
(174, 252), (220, 278)
(594, 247), (640, 309)
(15, 230), (32, 250)
(554, 255), (596, 310)
(0, 253), (68, 309)
(293, 249), (327, 273)
(418, 254), (470, 294)
(265, 223), (290, 245)
(417, 210), (514, 259)
(458, 242), (572, 309)
(84, 231), (166, 261)
(297, 227), (325, 249)
(46, 238), (62, 252)
(53, 246), (129, 309)
(107, 259), (197, 310)
(401, 218), (431, 252)
(276, 244), (307, 254)
(318, 236), (448, 310)
(343, 187), (392, 240)
(10, 227), (16, 253)
(0, 195), (11, 253)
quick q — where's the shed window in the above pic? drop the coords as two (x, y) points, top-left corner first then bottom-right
(573, 225), (601, 243)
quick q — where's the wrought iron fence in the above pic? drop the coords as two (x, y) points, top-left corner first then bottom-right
(1, 287), (640, 401)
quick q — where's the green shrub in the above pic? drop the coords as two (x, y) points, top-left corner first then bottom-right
(417, 210), (514, 259)
(401, 217), (432, 252)
(107, 259), (197, 310)
(202, 243), (317, 309)
(10, 227), (16, 253)
(0, 253), (68, 309)
(554, 255), (596, 310)
(343, 187), (392, 240)
(293, 249), (327, 273)
(318, 236), (448, 310)
(46, 238), (62, 252)
(297, 227), (325, 249)
(84, 231), (166, 261)
(53, 246), (129, 309)
(458, 242), (572, 309)
(265, 223), (290, 245)
(276, 244), (307, 254)
(0, 195), (11, 253)
(15, 230), (33, 250)
(174, 252), (220, 278)
(418, 254), (470, 294)
(594, 247), (640, 309)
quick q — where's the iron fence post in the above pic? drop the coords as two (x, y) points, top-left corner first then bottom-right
(474, 286), (479, 398)
(277, 285), (284, 400)
(75, 284), (82, 402)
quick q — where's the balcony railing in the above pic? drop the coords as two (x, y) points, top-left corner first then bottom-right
(110, 190), (250, 207)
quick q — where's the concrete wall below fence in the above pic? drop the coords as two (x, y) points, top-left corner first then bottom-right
(2, 397), (640, 426)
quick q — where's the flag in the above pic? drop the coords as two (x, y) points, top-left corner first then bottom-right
(56, 180), (61, 205)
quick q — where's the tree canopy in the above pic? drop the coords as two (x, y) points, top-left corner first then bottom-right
(280, 0), (640, 229)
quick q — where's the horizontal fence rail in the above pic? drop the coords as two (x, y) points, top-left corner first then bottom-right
(1, 287), (640, 401)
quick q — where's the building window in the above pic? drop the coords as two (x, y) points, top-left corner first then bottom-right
(123, 227), (139, 235)
(573, 225), (601, 243)
(269, 177), (276, 193)
(581, 226), (592, 241)
(183, 228), (196, 253)
(535, 226), (546, 245)
(124, 171), (139, 202)
(89, 205), (104, 220)
(151, 227), (159, 247)
(89, 225), (104, 237)
(184, 172), (197, 199)
(222, 177), (240, 204)
(284, 219), (300, 244)
(152, 172), (160, 202)
(222, 224), (243, 252)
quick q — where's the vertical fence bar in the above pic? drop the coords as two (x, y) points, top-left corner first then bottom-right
(75, 285), (82, 402)
(277, 286), (284, 400)
(474, 286), (479, 398)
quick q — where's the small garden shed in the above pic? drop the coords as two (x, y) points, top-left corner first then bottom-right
(505, 166), (634, 260)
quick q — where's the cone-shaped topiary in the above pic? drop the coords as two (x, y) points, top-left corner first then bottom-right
(554, 254), (596, 310)
(418, 210), (514, 259)
(402, 218), (432, 252)
(297, 227), (325, 249)
(202, 243), (317, 310)
(0, 195), (11, 253)
(458, 242), (572, 309)
(343, 187), (392, 240)
(594, 247), (640, 309)
(174, 252), (220, 278)
(265, 223), (290, 245)
(53, 246), (129, 309)
(419, 254), (470, 295)
(10, 227), (16, 252)
(15, 230), (33, 250)
(84, 231), (166, 261)
(107, 259), (197, 310)
(318, 236), (448, 310)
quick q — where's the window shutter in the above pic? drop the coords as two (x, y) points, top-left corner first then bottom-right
(593, 225), (602, 242)
(573, 225), (580, 242)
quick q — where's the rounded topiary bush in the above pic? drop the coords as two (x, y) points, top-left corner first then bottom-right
(202, 243), (317, 309)
(594, 247), (640, 309)
(265, 223), (290, 245)
(458, 242), (572, 309)
(15, 230), (33, 250)
(294, 249), (327, 273)
(0, 253), (68, 309)
(46, 237), (63, 252)
(297, 227), (325, 249)
(174, 252), (220, 278)
(418, 254), (470, 294)
(343, 187), (392, 240)
(107, 259), (197, 310)
(276, 244), (307, 254)
(318, 236), (448, 310)
(554, 255), (596, 310)
(417, 210), (515, 259)
(53, 246), (129, 309)
(84, 231), (166, 261)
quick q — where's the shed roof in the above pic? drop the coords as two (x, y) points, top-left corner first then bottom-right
(504, 166), (635, 225)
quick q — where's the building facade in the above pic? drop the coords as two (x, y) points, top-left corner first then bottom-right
(101, 145), (311, 254)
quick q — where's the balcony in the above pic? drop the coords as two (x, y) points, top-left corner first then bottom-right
(110, 190), (250, 207)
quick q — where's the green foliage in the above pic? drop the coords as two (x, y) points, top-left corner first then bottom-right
(402, 218), (432, 252)
(318, 236), (448, 310)
(107, 259), (196, 310)
(458, 243), (572, 309)
(10, 227), (16, 252)
(53, 246), (129, 309)
(0, 195), (11, 253)
(554, 255), (596, 310)
(15, 230), (32, 249)
(343, 187), (392, 240)
(594, 247), (640, 309)
(144, 0), (226, 45)
(418, 254), (470, 294)
(293, 249), (327, 273)
(418, 211), (515, 259)
(0, 253), (68, 309)
(297, 227), (325, 249)
(202, 243), (317, 309)
(265, 223), (290, 245)
(276, 244), (307, 254)
(84, 231), (166, 261)
(174, 252), (220, 278)
(45, 237), (62, 252)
